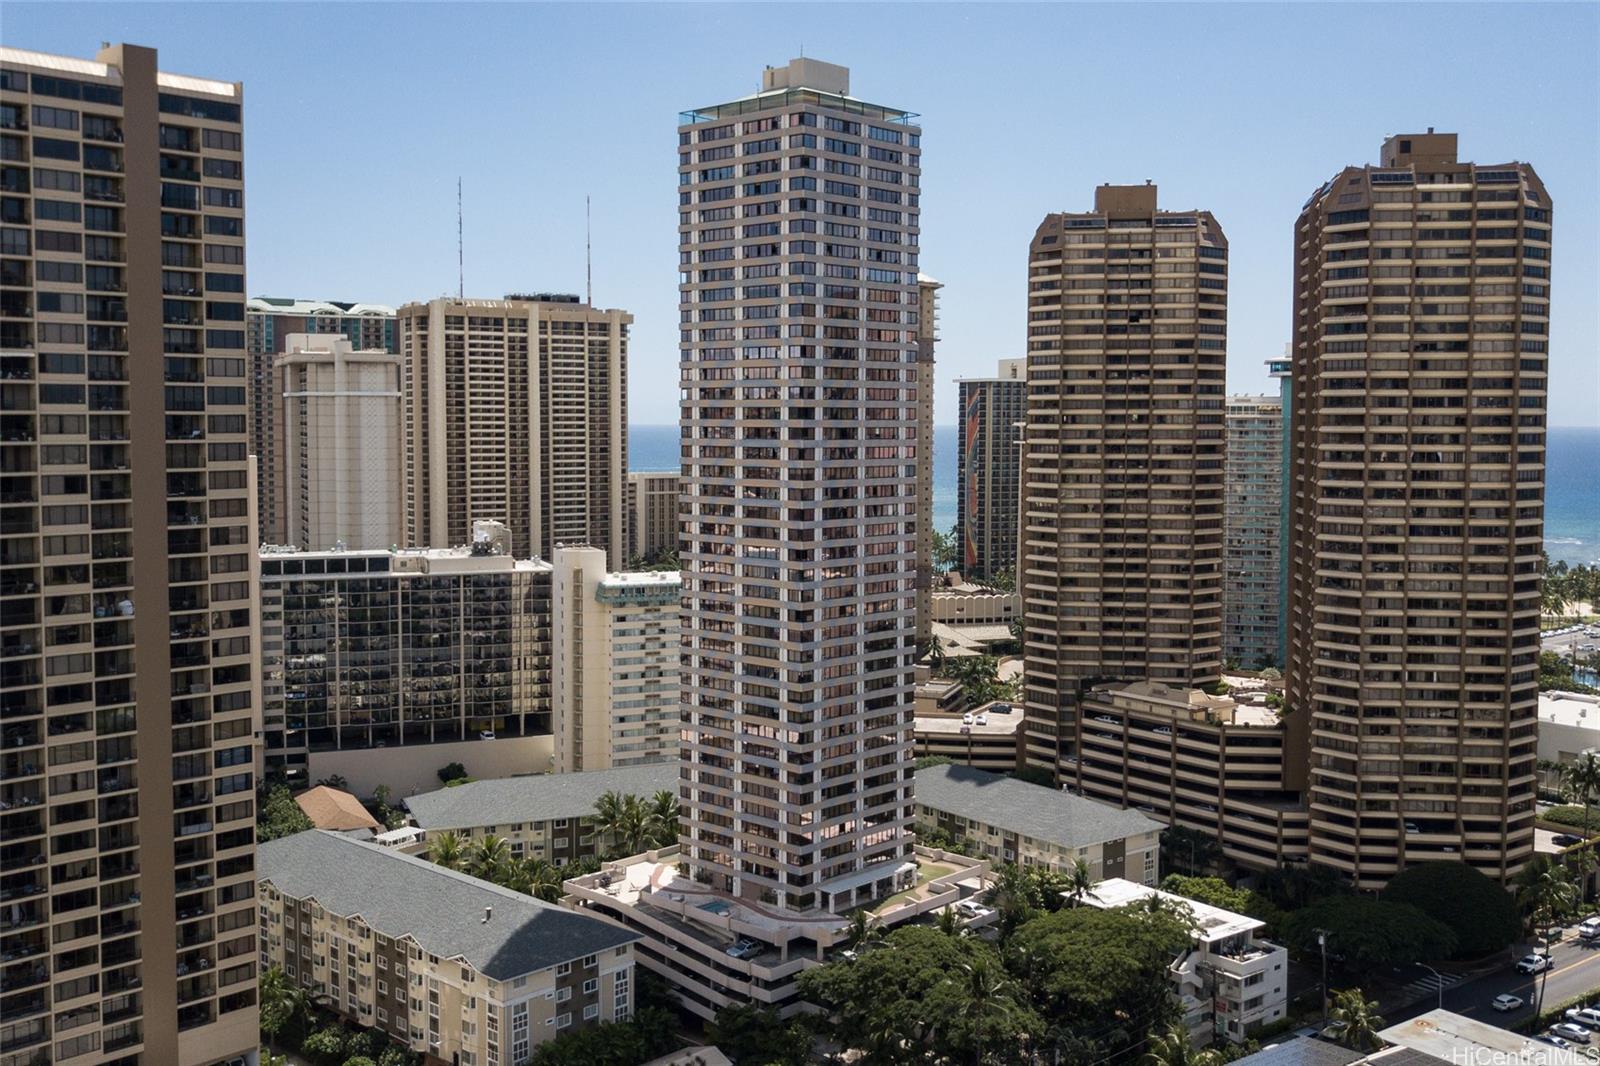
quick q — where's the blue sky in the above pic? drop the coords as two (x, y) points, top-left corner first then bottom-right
(11, 2), (1598, 426)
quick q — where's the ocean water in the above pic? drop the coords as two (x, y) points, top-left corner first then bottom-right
(631, 423), (1599, 564)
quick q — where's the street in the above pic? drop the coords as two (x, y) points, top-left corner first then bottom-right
(1384, 927), (1600, 1032)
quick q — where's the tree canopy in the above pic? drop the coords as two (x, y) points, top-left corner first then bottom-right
(705, 1004), (814, 1066)
(1279, 896), (1456, 968)
(526, 1006), (680, 1066)
(1380, 862), (1521, 958)
(258, 784), (313, 842)
(1159, 875), (1284, 938)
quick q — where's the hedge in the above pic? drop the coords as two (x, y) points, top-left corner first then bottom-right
(1541, 805), (1599, 831)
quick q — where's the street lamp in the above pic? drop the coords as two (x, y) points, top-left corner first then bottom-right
(1316, 930), (1329, 1023)
(1416, 962), (1444, 1011)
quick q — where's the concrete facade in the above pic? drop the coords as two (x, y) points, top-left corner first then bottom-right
(625, 470), (679, 564)
(1223, 394), (1282, 669)
(274, 332), (402, 551)
(397, 295), (629, 562)
(1284, 133), (1549, 887)
(0, 43), (259, 1065)
(955, 359), (1025, 582)
(551, 546), (680, 773)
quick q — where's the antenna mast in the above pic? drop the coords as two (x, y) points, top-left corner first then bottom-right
(586, 195), (592, 306)
(457, 178), (464, 299)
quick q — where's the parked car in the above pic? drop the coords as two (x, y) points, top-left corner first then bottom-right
(1550, 1023), (1592, 1044)
(1565, 1007), (1600, 1030)
(724, 937), (760, 960)
(1538, 1034), (1572, 1049)
(1493, 994), (1524, 1012)
(1516, 952), (1553, 975)
(974, 714), (988, 726)
(956, 898), (989, 919)
(1555, 834), (1585, 848)
(961, 713), (974, 726)
(1580, 917), (1600, 941)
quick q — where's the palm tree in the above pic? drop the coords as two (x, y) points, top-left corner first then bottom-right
(645, 789), (680, 849)
(841, 911), (884, 952)
(944, 957), (1030, 1066)
(1140, 1025), (1223, 1066)
(1066, 858), (1094, 907)
(427, 830), (464, 871)
(258, 965), (310, 1043)
(521, 857), (564, 903)
(984, 864), (1036, 941)
(1519, 862), (1579, 1012)
(935, 905), (964, 937)
(1564, 752), (1600, 845)
(1329, 988), (1385, 1052)
(466, 834), (511, 883)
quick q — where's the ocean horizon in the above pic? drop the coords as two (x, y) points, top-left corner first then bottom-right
(630, 423), (1600, 568)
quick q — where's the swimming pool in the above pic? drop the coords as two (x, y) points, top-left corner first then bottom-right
(697, 900), (733, 916)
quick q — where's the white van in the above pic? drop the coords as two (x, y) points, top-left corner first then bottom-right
(1579, 917), (1600, 941)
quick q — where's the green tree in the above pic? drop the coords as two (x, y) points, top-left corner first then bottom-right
(426, 830), (464, 871)
(984, 863), (1041, 941)
(466, 834), (511, 883)
(1380, 862), (1521, 958)
(645, 789), (680, 848)
(932, 955), (1039, 1065)
(706, 1004), (813, 1066)
(983, 569), (1016, 594)
(1328, 988), (1385, 1052)
(526, 1006), (679, 1066)
(916, 754), (954, 770)
(342, 1057), (377, 1066)
(841, 911), (885, 952)
(258, 784), (314, 842)
(300, 1025), (349, 1066)
(1065, 859), (1094, 908)
(1279, 897), (1456, 968)
(943, 654), (1014, 706)
(936, 905), (965, 937)
(1141, 1025), (1224, 1066)
(316, 773), (349, 790)
(1562, 751), (1600, 846)
(436, 761), (467, 785)
(257, 965), (310, 1043)
(933, 524), (960, 571)
(1255, 863), (1349, 911)
(1159, 826), (1221, 877)
(1160, 875), (1284, 938)
(594, 791), (652, 856)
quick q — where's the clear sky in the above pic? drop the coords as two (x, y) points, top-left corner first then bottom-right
(11, 2), (1598, 426)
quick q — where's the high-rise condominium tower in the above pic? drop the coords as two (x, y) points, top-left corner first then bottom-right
(956, 358), (1026, 582)
(1020, 184), (1226, 775)
(274, 332), (402, 550)
(397, 294), (629, 561)
(913, 273), (940, 650)
(1286, 132), (1549, 887)
(677, 58), (921, 910)
(246, 296), (396, 546)
(1223, 394), (1283, 669)
(0, 43), (259, 1064)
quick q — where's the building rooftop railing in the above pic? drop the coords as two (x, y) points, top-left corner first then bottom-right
(681, 86), (918, 126)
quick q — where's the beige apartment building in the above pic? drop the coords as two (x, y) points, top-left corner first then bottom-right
(397, 294), (629, 560)
(1020, 184), (1227, 777)
(1222, 394), (1283, 670)
(0, 43), (259, 1065)
(273, 332), (402, 550)
(551, 545), (680, 772)
(259, 831), (639, 1066)
(247, 297), (396, 546)
(1285, 132), (1549, 887)
(956, 358), (1026, 582)
(914, 273), (941, 650)
(625, 469), (679, 564)
(257, 522), (555, 797)
(1073, 681), (1310, 871)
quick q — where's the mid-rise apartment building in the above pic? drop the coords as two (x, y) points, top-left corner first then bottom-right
(273, 332), (402, 550)
(397, 294), (629, 561)
(1084, 879), (1288, 1046)
(676, 57), (921, 911)
(1285, 132), (1548, 887)
(913, 764), (1162, 882)
(247, 296), (396, 547)
(956, 358), (1025, 582)
(259, 831), (638, 1066)
(625, 469), (679, 564)
(1072, 681), (1309, 871)
(551, 545), (680, 772)
(258, 521), (553, 796)
(1020, 184), (1227, 777)
(0, 43), (259, 1065)
(1222, 394), (1283, 669)
(403, 762), (680, 864)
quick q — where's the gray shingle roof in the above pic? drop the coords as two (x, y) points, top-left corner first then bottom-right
(1228, 1040), (1366, 1066)
(402, 762), (678, 831)
(258, 830), (636, 980)
(913, 763), (1164, 851)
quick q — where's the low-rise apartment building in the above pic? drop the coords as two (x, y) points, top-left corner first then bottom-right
(913, 763), (1163, 883)
(551, 546), (680, 772)
(1072, 681), (1309, 872)
(403, 762), (679, 864)
(1083, 878), (1288, 1046)
(259, 831), (639, 1066)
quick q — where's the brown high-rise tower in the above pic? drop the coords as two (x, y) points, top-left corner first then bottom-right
(1020, 184), (1226, 775)
(1285, 133), (1548, 888)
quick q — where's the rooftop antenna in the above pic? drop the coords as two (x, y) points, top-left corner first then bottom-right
(585, 195), (593, 306)
(456, 177), (464, 299)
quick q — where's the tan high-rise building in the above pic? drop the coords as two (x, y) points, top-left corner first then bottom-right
(274, 332), (402, 550)
(677, 57), (921, 910)
(1223, 394), (1283, 669)
(551, 545), (680, 772)
(0, 43), (259, 1065)
(1020, 184), (1226, 776)
(625, 469), (679, 564)
(956, 358), (1026, 583)
(397, 294), (629, 560)
(1285, 132), (1548, 887)
(246, 296), (397, 546)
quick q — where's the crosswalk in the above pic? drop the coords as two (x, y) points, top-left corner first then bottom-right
(1395, 969), (1471, 1004)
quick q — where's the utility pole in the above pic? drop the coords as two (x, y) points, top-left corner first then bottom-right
(1417, 961), (1444, 1011)
(1317, 929), (1329, 1023)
